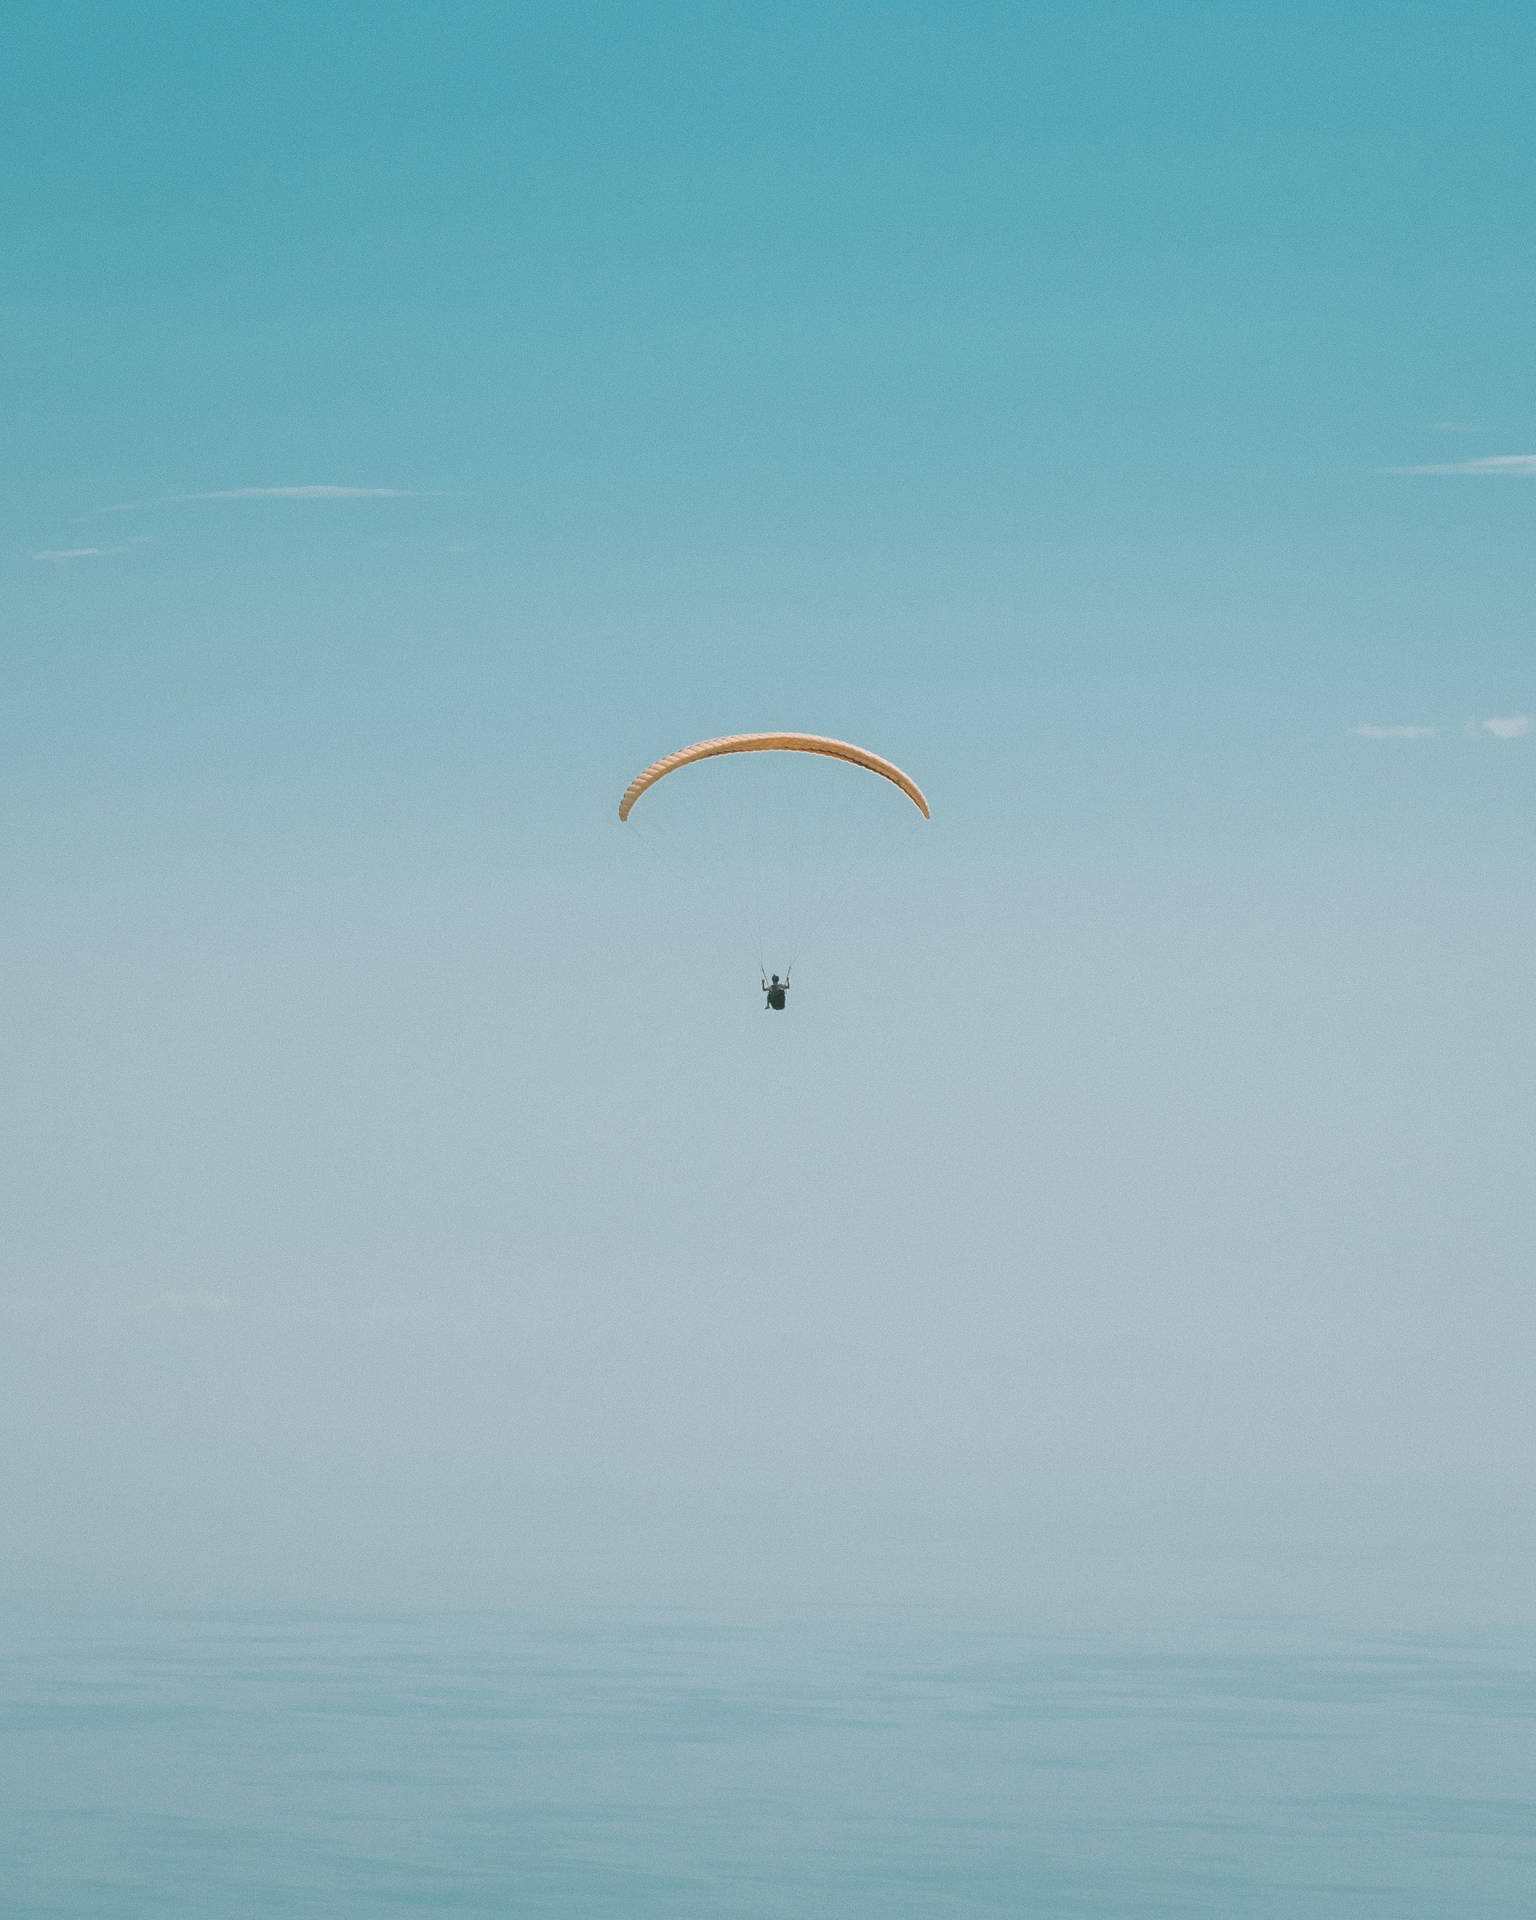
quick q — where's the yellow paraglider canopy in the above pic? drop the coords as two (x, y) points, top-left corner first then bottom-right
(619, 732), (930, 821)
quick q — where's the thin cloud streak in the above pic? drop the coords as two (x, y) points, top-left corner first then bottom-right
(1384, 455), (1536, 477)
(33, 542), (146, 561)
(176, 486), (440, 501)
(1480, 715), (1530, 739)
(103, 485), (444, 511)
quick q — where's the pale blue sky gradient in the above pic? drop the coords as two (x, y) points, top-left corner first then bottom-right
(4, 2), (1536, 1616)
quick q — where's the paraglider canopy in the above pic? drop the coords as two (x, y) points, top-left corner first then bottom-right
(619, 732), (930, 822)
(619, 730), (929, 996)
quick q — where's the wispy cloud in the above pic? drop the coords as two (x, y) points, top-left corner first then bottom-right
(33, 540), (148, 561)
(107, 484), (442, 511)
(1385, 454), (1536, 477)
(1480, 714), (1530, 739)
(1353, 724), (1437, 740)
(179, 485), (438, 501)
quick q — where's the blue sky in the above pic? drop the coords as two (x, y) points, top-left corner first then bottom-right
(10, 4), (1536, 714)
(4, 2), (1536, 1615)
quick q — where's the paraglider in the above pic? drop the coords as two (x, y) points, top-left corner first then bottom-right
(618, 732), (930, 822)
(619, 732), (928, 1004)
